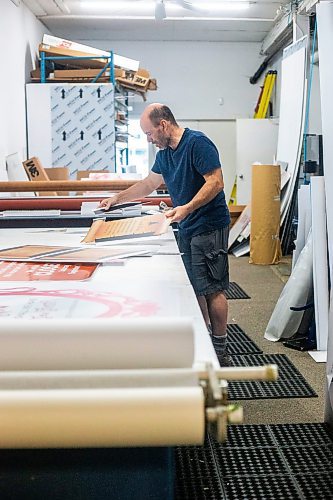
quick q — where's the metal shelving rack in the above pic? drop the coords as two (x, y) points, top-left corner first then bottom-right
(38, 51), (130, 172)
(39, 51), (115, 84)
(114, 83), (130, 169)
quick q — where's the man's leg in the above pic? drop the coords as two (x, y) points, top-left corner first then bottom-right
(207, 291), (229, 364)
(206, 290), (228, 337)
(197, 295), (211, 330)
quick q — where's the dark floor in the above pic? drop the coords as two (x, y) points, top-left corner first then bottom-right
(176, 423), (333, 500)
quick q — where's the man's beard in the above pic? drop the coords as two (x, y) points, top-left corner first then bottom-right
(157, 134), (171, 150)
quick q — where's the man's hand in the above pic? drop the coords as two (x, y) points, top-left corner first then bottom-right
(165, 205), (190, 223)
(98, 195), (120, 210)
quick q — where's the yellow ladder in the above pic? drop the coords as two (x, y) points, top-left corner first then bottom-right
(254, 70), (277, 119)
(228, 176), (237, 205)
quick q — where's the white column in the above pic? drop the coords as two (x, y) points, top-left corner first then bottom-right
(317, 0), (333, 424)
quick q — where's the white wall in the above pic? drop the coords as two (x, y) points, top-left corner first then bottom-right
(77, 40), (263, 196)
(0, 0), (49, 160)
(268, 46), (322, 135)
(80, 40), (263, 120)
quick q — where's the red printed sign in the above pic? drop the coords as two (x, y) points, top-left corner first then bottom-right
(0, 261), (97, 281)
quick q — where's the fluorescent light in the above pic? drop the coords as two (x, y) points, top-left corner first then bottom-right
(203, 2), (250, 11)
(46, 15), (270, 21)
(81, 1), (154, 8)
(80, 1), (250, 12)
(194, 1), (250, 8)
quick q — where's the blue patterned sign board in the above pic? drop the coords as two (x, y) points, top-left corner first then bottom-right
(51, 84), (115, 178)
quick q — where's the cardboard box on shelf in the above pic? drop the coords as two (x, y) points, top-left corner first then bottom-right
(31, 68), (111, 82)
(116, 68), (151, 91)
(34, 36), (156, 97)
(114, 68), (126, 78)
(22, 157), (57, 197)
(45, 167), (69, 196)
(41, 34), (139, 72)
(39, 43), (108, 70)
(54, 69), (110, 79)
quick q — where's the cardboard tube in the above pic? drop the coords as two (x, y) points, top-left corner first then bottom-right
(0, 196), (171, 211)
(0, 387), (205, 448)
(0, 181), (166, 192)
(0, 181), (136, 192)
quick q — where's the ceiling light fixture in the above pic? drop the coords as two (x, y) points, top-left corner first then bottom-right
(80, 1), (250, 12)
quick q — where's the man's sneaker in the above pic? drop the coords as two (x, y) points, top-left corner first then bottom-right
(211, 335), (232, 366)
(218, 352), (232, 367)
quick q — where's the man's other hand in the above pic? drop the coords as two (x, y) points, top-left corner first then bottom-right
(98, 195), (119, 210)
(165, 205), (190, 223)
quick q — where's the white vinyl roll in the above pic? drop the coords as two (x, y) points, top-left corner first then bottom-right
(0, 317), (194, 370)
(0, 369), (198, 390)
(0, 387), (205, 448)
(311, 177), (329, 352)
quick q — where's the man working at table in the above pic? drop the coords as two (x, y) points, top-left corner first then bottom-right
(99, 103), (231, 364)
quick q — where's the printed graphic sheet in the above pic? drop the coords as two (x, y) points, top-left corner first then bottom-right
(82, 214), (170, 243)
(0, 278), (180, 319)
(0, 261), (97, 281)
(0, 245), (152, 263)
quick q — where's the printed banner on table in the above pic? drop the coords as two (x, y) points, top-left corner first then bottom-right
(0, 261), (97, 281)
(82, 214), (170, 243)
(0, 245), (151, 263)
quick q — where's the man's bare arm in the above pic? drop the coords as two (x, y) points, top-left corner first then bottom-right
(99, 171), (164, 209)
(165, 168), (224, 223)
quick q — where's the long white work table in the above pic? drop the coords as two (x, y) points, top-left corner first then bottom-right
(0, 227), (218, 366)
(0, 224), (276, 500)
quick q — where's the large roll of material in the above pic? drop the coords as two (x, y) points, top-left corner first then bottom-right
(0, 318), (194, 370)
(0, 386), (205, 448)
(250, 164), (281, 265)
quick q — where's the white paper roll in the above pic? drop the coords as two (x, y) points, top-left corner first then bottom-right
(0, 369), (198, 390)
(0, 387), (205, 448)
(0, 318), (194, 370)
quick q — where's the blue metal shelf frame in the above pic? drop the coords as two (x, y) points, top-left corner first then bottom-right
(38, 50), (127, 172)
(39, 51), (115, 84)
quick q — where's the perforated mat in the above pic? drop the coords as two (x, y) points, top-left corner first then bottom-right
(226, 354), (317, 400)
(225, 282), (250, 300)
(226, 324), (262, 355)
(175, 423), (333, 499)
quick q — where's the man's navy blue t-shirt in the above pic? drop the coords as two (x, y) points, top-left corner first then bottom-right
(151, 128), (230, 238)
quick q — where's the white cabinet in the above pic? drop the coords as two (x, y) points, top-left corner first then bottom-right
(236, 118), (279, 205)
(26, 83), (115, 178)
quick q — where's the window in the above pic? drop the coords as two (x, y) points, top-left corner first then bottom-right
(126, 119), (149, 177)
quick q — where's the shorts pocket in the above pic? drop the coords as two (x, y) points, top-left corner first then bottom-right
(205, 249), (228, 281)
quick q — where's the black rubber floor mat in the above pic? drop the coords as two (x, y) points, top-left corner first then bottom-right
(227, 354), (317, 399)
(296, 473), (333, 499)
(282, 446), (333, 474)
(226, 324), (262, 355)
(226, 282), (250, 300)
(176, 423), (333, 499)
(270, 422), (333, 447)
(213, 446), (289, 476)
(174, 445), (224, 500)
(222, 475), (301, 499)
